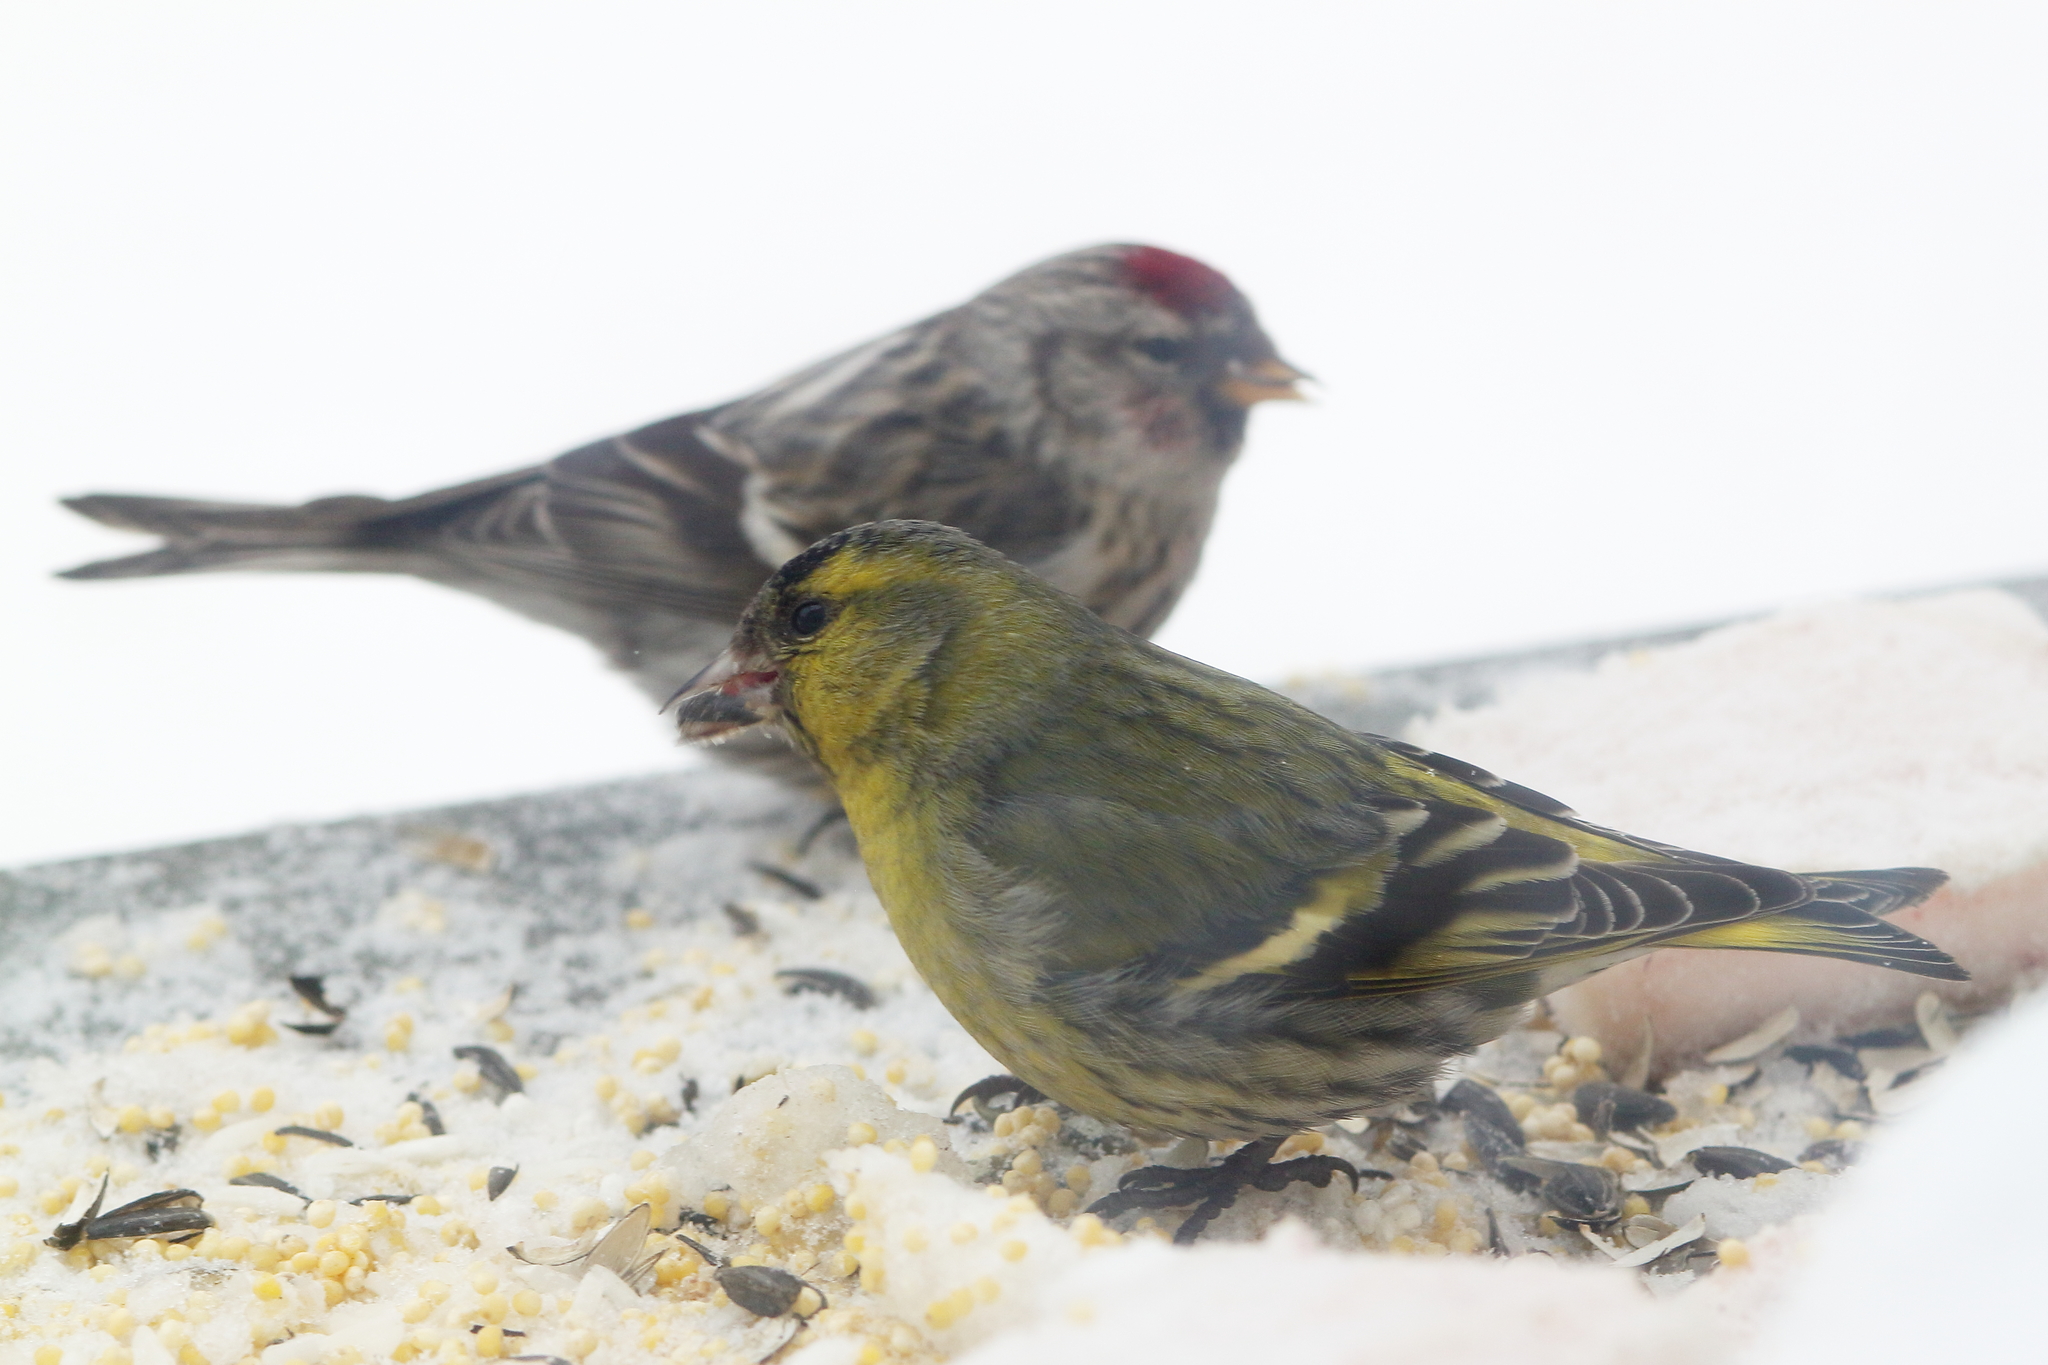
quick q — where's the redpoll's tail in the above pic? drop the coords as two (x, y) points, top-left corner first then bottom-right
(58, 492), (402, 578)
(1665, 865), (1966, 980)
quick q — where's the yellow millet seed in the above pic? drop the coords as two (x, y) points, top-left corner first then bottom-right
(1001, 1239), (1028, 1261)
(1718, 1238), (1752, 1269)
(250, 1087), (275, 1113)
(909, 1135), (940, 1173)
(845, 1121), (878, 1147)
(511, 1290), (542, 1316)
(252, 1275), (283, 1301)
(925, 1287), (974, 1329)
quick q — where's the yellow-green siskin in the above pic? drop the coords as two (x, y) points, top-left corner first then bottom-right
(673, 520), (1963, 1156)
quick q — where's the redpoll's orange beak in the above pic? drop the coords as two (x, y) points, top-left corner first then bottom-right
(1218, 356), (1311, 407)
(666, 642), (781, 743)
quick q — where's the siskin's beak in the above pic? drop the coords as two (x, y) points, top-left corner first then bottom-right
(664, 642), (782, 744)
(1217, 355), (1311, 407)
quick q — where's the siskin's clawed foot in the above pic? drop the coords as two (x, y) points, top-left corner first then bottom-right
(1086, 1135), (1372, 1244)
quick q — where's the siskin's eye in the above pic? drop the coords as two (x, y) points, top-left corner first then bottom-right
(1132, 336), (1188, 365)
(788, 599), (829, 638)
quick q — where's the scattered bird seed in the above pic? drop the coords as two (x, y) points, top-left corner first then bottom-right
(681, 1078), (700, 1115)
(1915, 991), (1960, 1053)
(1702, 1005), (1801, 1064)
(406, 1091), (447, 1135)
(1784, 1045), (1866, 1080)
(1582, 1213), (1708, 1269)
(1497, 1157), (1623, 1225)
(454, 1045), (524, 1097)
(288, 975), (347, 1019)
(1385, 1129), (1428, 1163)
(1573, 1082), (1677, 1133)
(273, 1126), (353, 1147)
(749, 863), (823, 900)
(793, 806), (849, 856)
(1441, 1078), (1525, 1169)
(674, 1233), (827, 1319)
(1798, 1139), (1863, 1172)
(773, 968), (875, 1010)
(349, 1193), (417, 1205)
(723, 903), (763, 937)
(487, 1166), (519, 1201)
(1840, 1024), (1922, 1049)
(45, 1178), (214, 1250)
(511, 1204), (662, 1292)
(228, 1173), (308, 1201)
(1691, 1146), (1795, 1179)
(1441, 1078), (1521, 1140)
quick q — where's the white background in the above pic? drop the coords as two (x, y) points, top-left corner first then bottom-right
(2, 2), (2043, 867)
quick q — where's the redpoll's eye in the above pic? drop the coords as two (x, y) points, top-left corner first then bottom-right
(788, 600), (830, 638)
(1133, 337), (1188, 365)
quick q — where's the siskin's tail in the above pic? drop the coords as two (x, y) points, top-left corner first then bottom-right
(1666, 865), (1966, 980)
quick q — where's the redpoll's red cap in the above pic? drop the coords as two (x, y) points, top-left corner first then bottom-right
(1116, 245), (1241, 317)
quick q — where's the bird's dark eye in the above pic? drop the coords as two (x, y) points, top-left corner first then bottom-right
(788, 600), (830, 638)
(1133, 336), (1188, 365)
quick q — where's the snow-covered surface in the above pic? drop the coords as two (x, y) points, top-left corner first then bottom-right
(1744, 988), (2048, 1364)
(2, 586), (2046, 1363)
